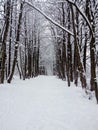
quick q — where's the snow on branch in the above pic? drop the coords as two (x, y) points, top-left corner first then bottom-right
(23, 1), (74, 36)
(59, 0), (94, 37)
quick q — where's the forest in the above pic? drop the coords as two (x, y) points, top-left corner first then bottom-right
(0, 0), (98, 102)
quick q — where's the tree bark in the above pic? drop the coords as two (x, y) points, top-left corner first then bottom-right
(0, 0), (11, 83)
(7, 2), (24, 83)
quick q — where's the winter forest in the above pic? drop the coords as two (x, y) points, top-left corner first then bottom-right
(0, 0), (98, 129)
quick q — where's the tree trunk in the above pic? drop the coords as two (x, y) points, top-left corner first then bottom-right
(7, 2), (23, 83)
(67, 6), (73, 82)
(71, 4), (87, 88)
(8, 0), (14, 77)
(0, 0), (11, 83)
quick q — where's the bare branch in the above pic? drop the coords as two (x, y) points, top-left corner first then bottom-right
(58, 0), (94, 37)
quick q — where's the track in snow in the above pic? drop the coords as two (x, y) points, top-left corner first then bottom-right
(0, 76), (98, 130)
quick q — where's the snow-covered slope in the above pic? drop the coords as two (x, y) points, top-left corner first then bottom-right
(0, 76), (98, 130)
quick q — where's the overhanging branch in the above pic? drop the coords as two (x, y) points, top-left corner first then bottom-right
(24, 1), (74, 36)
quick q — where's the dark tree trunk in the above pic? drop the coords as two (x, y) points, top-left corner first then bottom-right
(7, 2), (24, 83)
(1, 0), (11, 83)
(27, 41), (32, 78)
(24, 14), (27, 79)
(71, 4), (87, 88)
(8, 0), (14, 77)
(83, 31), (87, 71)
(61, 3), (66, 80)
(67, 6), (73, 82)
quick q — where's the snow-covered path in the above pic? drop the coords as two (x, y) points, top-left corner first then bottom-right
(0, 76), (98, 130)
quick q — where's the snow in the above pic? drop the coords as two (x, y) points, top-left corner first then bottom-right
(0, 76), (98, 130)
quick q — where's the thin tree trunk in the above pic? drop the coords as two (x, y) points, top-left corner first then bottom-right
(8, 0), (14, 77)
(83, 31), (87, 71)
(16, 61), (21, 79)
(67, 6), (73, 82)
(24, 13), (27, 79)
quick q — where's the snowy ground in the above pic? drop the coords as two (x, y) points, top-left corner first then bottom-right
(0, 76), (98, 130)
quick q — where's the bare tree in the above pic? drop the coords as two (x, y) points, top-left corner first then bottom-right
(7, 1), (24, 83)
